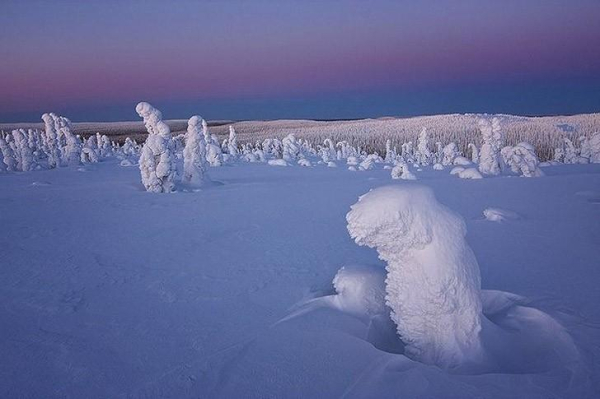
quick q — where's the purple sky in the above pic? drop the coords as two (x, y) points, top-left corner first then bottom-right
(1, 0), (600, 121)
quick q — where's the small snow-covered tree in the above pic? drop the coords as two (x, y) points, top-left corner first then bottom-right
(441, 143), (460, 166)
(391, 162), (416, 180)
(321, 139), (337, 163)
(57, 116), (81, 166)
(384, 139), (397, 163)
(468, 143), (479, 164)
(579, 136), (591, 162)
(478, 118), (503, 175)
(0, 135), (17, 171)
(12, 129), (37, 171)
(401, 141), (414, 164)
(563, 138), (577, 164)
(183, 115), (210, 185)
(81, 136), (100, 163)
(415, 128), (431, 166)
(136, 102), (178, 193)
(502, 142), (543, 177)
(282, 134), (301, 162)
(589, 132), (600, 163)
(227, 126), (239, 158)
(346, 185), (483, 368)
(202, 120), (223, 167)
(41, 113), (61, 168)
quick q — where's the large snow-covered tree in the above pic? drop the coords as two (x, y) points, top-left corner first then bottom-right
(478, 118), (504, 175)
(415, 128), (432, 166)
(136, 102), (178, 193)
(183, 115), (210, 185)
(346, 185), (484, 369)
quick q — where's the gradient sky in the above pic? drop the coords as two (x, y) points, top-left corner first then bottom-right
(1, 0), (600, 122)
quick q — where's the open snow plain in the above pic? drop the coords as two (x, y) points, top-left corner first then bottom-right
(1, 159), (600, 398)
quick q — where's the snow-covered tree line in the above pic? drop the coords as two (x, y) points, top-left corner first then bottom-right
(5, 106), (599, 185)
(0, 113), (129, 173)
(195, 112), (600, 162)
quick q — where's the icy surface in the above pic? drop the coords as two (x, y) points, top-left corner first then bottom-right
(1, 161), (599, 398)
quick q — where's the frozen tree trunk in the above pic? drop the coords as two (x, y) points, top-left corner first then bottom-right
(183, 115), (209, 185)
(347, 185), (483, 369)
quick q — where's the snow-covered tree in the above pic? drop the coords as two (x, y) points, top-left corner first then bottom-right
(41, 113), (61, 168)
(478, 118), (503, 175)
(384, 139), (397, 163)
(183, 115), (210, 185)
(401, 141), (414, 164)
(441, 143), (460, 166)
(502, 142), (544, 177)
(589, 132), (600, 163)
(202, 120), (223, 167)
(282, 134), (301, 162)
(57, 116), (81, 166)
(0, 135), (17, 171)
(346, 185), (483, 369)
(227, 126), (239, 158)
(415, 128), (431, 166)
(136, 102), (178, 193)
(321, 139), (337, 163)
(391, 162), (416, 180)
(468, 143), (479, 164)
(563, 138), (577, 164)
(12, 129), (36, 171)
(81, 136), (100, 163)
(579, 136), (591, 162)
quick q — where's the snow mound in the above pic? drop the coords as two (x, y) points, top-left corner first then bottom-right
(391, 164), (416, 180)
(458, 168), (483, 179)
(326, 161), (337, 168)
(483, 207), (520, 222)
(453, 156), (471, 166)
(433, 163), (444, 170)
(268, 159), (289, 167)
(331, 264), (387, 319)
(450, 166), (465, 175)
(297, 158), (312, 167)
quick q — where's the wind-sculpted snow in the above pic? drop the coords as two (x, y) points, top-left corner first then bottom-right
(346, 186), (484, 369)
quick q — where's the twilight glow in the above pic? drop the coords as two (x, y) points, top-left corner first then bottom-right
(1, 0), (600, 122)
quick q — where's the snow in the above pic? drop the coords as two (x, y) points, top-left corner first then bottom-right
(458, 167), (483, 179)
(1, 158), (599, 398)
(346, 185), (484, 369)
(483, 207), (520, 222)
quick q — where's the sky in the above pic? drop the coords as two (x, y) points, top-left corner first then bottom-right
(1, 0), (600, 122)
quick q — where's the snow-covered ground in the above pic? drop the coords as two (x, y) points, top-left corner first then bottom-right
(1, 159), (599, 398)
